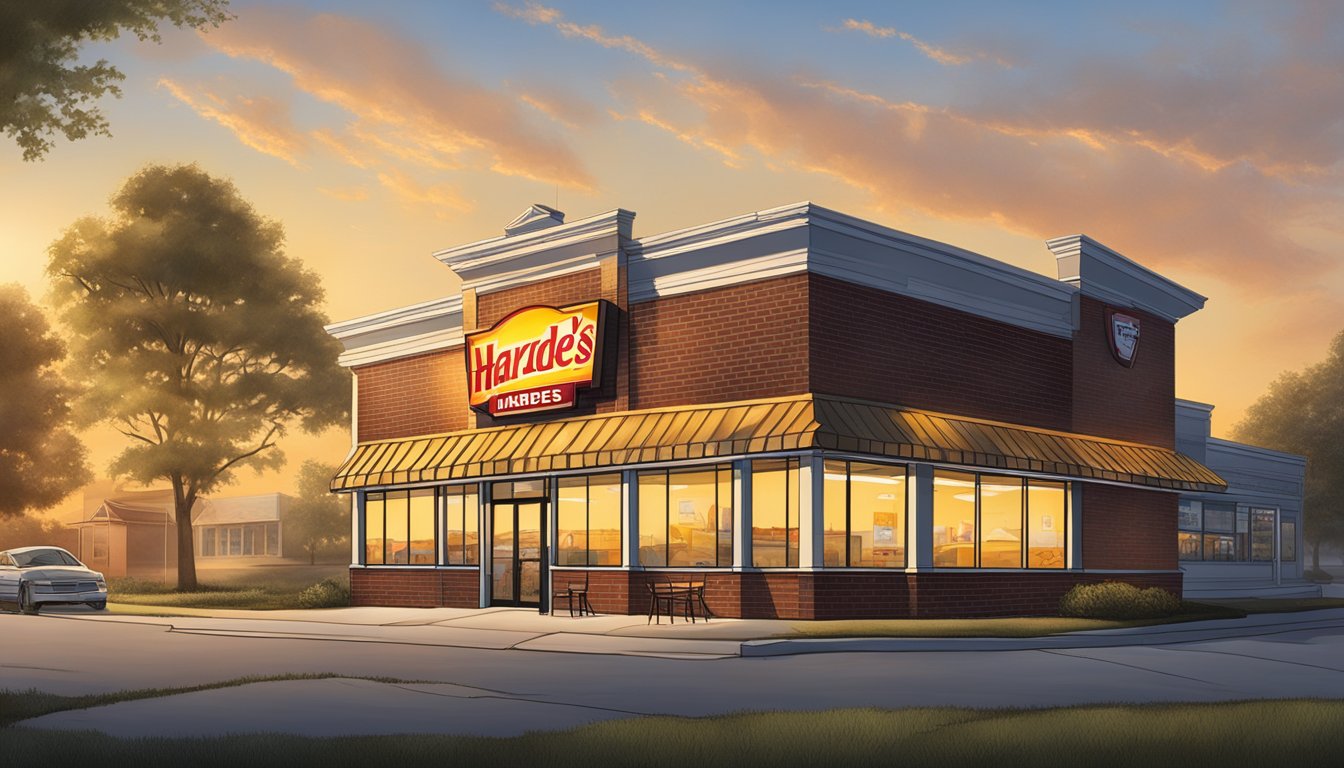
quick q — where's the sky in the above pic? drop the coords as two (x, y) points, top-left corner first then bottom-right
(2, 1), (1341, 520)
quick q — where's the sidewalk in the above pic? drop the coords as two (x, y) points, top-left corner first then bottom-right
(41, 603), (1344, 659)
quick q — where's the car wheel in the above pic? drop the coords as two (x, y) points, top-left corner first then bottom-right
(90, 601), (107, 611)
(19, 583), (39, 615)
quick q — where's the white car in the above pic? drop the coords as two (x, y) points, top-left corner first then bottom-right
(0, 546), (109, 614)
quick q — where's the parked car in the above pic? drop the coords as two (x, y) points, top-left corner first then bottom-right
(0, 546), (108, 614)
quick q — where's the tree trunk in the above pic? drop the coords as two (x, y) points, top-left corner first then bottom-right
(309, 543), (316, 566)
(172, 476), (198, 590)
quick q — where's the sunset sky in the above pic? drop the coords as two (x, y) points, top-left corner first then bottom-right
(2, 1), (1340, 519)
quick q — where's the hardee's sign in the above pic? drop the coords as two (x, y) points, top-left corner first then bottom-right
(466, 301), (610, 416)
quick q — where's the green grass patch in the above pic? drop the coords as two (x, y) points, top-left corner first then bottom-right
(787, 602), (1244, 638)
(107, 566), (350, 610)
(2, 699), (1342, 766)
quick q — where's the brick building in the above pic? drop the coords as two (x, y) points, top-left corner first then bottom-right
(326, 202), (1296, 618)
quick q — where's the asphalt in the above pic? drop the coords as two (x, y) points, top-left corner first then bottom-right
(9, 603), (1344, 738)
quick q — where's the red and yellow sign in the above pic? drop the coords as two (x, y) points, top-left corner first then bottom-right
(466, 301), (610, 416)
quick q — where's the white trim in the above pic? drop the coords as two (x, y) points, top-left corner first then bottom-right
(1048, 234), (1206, 322)
(326, 296), (462, 338)
(435, 208), (634, 291)
(337, 329), (463, 368)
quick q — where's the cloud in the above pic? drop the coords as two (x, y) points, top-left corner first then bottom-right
(835, 19), (973, 66)
(501, 3), (1340, 290)
(517, 89), (600, 130)
(199, 8), (594, 191)
(158, 78), (307, 166)
(375, 169), (473, 218)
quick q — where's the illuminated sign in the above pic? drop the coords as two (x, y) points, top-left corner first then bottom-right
(1106, 308), (1141, 367)
(466, 301), (610, 416)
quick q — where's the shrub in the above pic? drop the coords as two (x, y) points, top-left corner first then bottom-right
(297, 577), (350, 609)
(1059, 581), (1182, 620)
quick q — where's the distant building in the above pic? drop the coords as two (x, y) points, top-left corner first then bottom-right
(193, 493), (291, 560)
(71, 487), (294, 578)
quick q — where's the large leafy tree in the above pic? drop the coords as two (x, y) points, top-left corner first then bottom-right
(287, 460), (349, 565)
(1, 0), (231, 160)
(0, 284), (90, 515)
(1234, 330), (1344, 572)
(47, 164), (349, 589)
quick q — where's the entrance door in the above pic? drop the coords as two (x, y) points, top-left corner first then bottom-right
(491, 501), (544, 606)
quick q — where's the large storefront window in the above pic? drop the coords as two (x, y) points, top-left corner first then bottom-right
(444, 484), (479, 565)
(1178, 500), (1278, 563)
(558, 473), (622, 566)
(752, 458), (799, 567)
(823, 461), (907, 567)
(364, 488), (436, 565)
(638, 465), (732, 567)
(1281, 520), (1296, 561)
(934, 470), (1067, 568)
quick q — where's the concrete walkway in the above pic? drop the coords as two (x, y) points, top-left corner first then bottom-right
(33, 602), (1344, 658)
(10, 605), (1344, 738)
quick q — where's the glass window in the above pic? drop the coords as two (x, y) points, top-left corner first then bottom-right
(1251, 509), (1276, 561)
(752, 459), (799, 568)
(1204, 533), (1235, 561)
(408, 489), (436, 564)
(1236, 510), (1250, 560)
(365, 493), (385, 564)
(1178, 531), (1201, 561)
(493, 479), (547, 500)
(823, 461), (907, 568)
(1026, 480), (1067, 569)
(266, 523), (279, 556)
(200, 527), (215, 557)
(1204, 504), (1235, 533)
(639, 465), (732, 568)
(1178, 500), (1202, 530)
(92, 526), (109, 560)
(557, 474), (622, 566)
(933, 470), (977, 567)
(979, 476), (1023, 568)
(1281, 520), (1296, 561)
(444, 484), (480, 565)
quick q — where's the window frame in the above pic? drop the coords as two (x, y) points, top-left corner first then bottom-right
(823, 460), (909, 569)
(637, 464), (734, 569)
(556, 473), (623, 568)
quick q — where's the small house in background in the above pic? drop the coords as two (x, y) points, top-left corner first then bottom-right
(71, 485), (295, 579)
(70, 487), (190, 580)
(193, 493), (292, 563)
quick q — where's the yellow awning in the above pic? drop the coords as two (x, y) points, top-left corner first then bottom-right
(331, 394), (1225, 493)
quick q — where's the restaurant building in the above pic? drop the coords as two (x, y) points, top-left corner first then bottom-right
(327, 202), (1245, 618)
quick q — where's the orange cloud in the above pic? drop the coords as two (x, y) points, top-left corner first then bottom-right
(318, 186), (370, 202)
(199, 9), (593, 190)
(837, 19), (973, 66)
(517, 89), (600, 130)
(375, 169), (473, 219)
(158, 78), (307, 166)
(504, 4), (1337, 291)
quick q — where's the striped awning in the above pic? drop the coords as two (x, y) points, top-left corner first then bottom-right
(330, 394), (1226, 493)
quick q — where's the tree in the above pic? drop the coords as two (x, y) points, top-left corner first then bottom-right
(1234, 330), (1344, 572)
(288, 460), (349, 565)
(0, 284), (90, 516)
(1, 0), (231, 161)
(47, 163), (349, 589)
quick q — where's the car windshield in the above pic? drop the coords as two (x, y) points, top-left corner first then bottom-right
(11, 549), (81, 567)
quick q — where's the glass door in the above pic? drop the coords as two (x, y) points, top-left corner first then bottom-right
(491, 501), (545, 606)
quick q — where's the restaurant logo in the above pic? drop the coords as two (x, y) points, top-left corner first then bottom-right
(466, 301), (610, 416)
(1106, 308), (1141, 367)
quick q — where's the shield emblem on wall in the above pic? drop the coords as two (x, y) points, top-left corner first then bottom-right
(1106, 309), (1141, 367)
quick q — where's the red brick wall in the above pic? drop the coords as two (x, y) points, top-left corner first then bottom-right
(809, 274), (1074, 431)
(476, 269), (604, 330)
(1082, 484), (1177, 570)
(630, 274), (810, 409)
(555, 568), (1181, 619)
(355, 347), (467, 442)
(350, 567), (479, 608)
(1072, 296), (1175, 447)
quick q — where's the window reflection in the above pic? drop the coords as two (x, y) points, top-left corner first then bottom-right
(638, 465), (732, 568)
(444, 484), (479, 565)
(933, 471), (976, 567)
(752, 459), (799, 568)
(823, 461), (906, 568)
(557, 473), (622, 566)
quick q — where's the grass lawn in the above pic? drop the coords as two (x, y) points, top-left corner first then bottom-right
(108, 563), (349, 610)
(786, 601), (1246, 638)
(1, 693), (1341, 766)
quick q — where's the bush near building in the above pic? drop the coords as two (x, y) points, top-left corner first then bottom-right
(1059, 581), (1182, 620)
